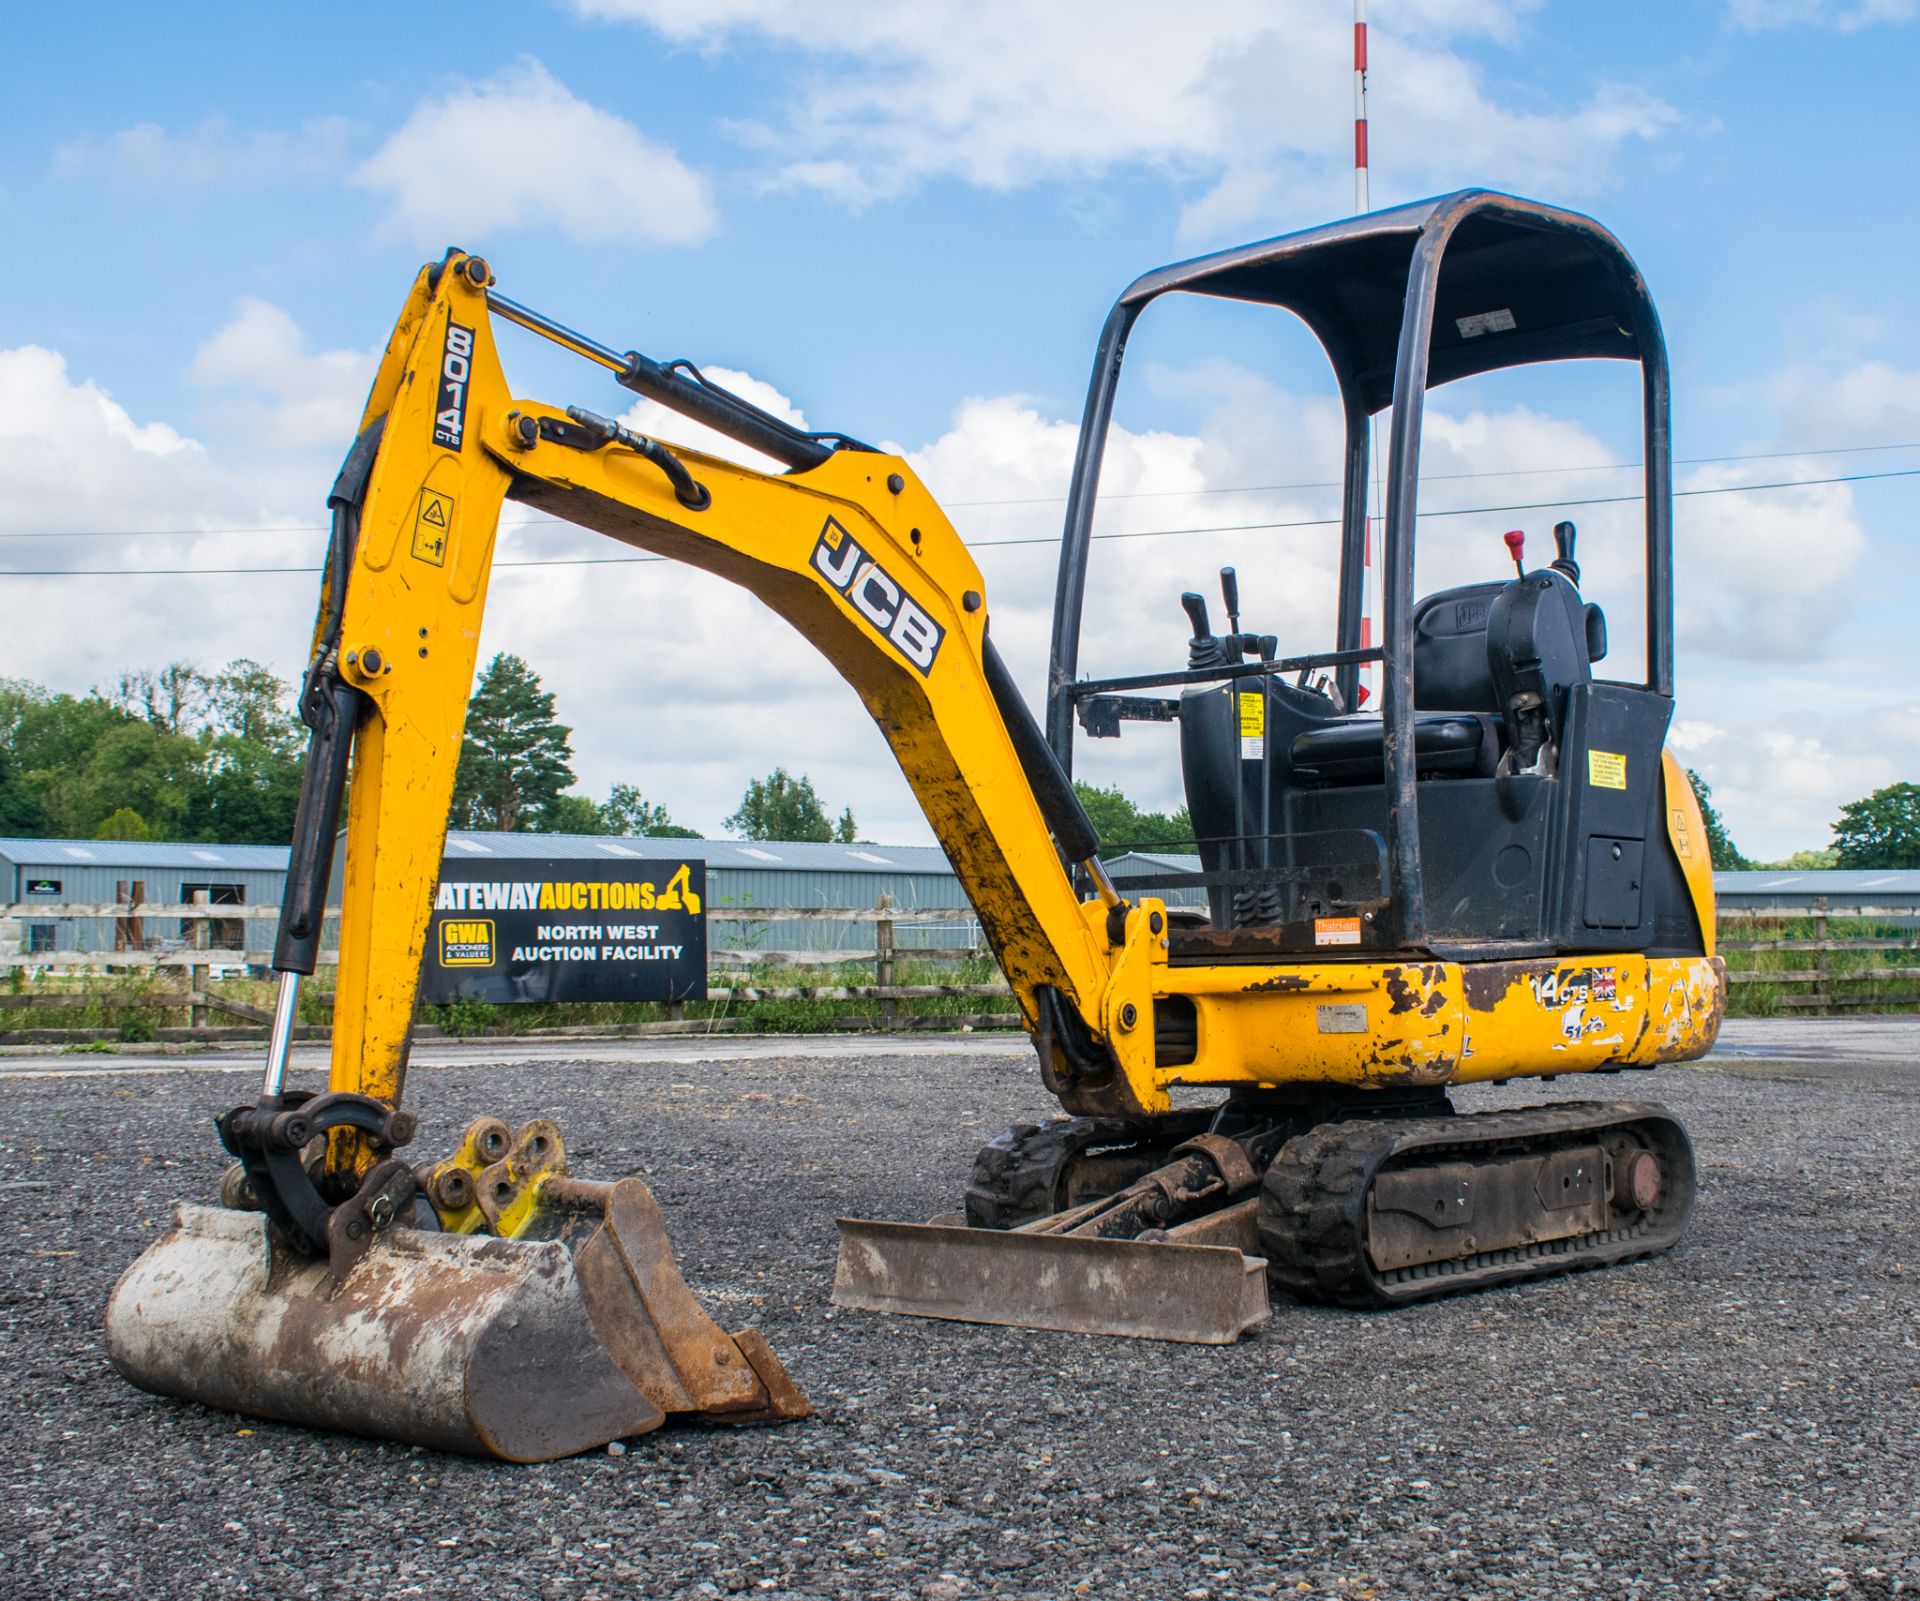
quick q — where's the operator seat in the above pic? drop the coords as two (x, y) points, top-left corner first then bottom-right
(1288, 569), (1605, 784)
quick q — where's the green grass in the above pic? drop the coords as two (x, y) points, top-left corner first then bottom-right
(12, 924), (1918, 1036)
(1718, 915), (1920, 1016)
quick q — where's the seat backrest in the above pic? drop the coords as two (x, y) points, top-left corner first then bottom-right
(1411, 581), (1507, 712)
(1487, 569), (1594, 766)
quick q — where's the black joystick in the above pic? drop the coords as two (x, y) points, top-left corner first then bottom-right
(1551, 520), (1580, 585)
(1181, 592), (1226, 669)
(1219, 567), (1241, 635)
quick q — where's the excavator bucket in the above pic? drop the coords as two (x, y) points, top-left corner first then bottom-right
(105, 1176), (808, 1462)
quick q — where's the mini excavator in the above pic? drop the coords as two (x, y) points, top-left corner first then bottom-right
(106, 191), (1726, 1461)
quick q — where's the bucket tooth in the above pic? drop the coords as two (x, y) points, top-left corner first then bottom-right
(106, 1176), (807, 1462)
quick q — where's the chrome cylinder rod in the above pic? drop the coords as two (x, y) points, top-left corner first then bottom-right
(260, 971), (302, 1100)
(1083, 856), (1123, 910)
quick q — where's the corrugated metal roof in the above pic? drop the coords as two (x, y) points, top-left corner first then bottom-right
(1108, 851), (1204, 875)
(2, 831), (957, 876)
(443, 832), (957, 873)
(0, 836), (292, 871)
(1714, 869), (1920, 895)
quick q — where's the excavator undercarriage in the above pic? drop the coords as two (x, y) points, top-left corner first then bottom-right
(105, 188), (1726, 1460)
(836, 1092), (1695, 1341)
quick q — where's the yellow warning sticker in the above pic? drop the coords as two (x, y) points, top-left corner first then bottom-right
(1315, 915), (1362, 947)
(1587, 749), (1627, 790)
(1238, 690), (1265, 759)
(412, 488), (453, 567)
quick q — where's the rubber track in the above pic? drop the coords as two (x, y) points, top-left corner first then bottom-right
(1258, 1100), (1695, 1308)
(963, 1111), (1214, 1230)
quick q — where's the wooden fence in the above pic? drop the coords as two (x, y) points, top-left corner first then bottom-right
(8, 894), (1920, 1042)
(1718, 898), (1920, 1014)
(0, 902), (1018, 1043)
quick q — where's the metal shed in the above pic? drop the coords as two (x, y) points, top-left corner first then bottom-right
(433, 832), (977, 951)
(1103, 851), (1211, 913)
(0, 836), (291, 956)
(2, 830), (980, 962)
(1712, 869), (1920, 915)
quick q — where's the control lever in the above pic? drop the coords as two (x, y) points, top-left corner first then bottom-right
(1502, 529), (1526, 579)
(1219, 567), (1241, 635)
(1551, 520), (1581, 584)
(1180, 592), (1224, 670)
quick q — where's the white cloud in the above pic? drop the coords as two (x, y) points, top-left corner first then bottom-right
(1724, 0), (1917, 29)
(0, 345), (318, 695)
(570, 1), (1680, 233)
(351, 59), (717, 249)
(1673, 462), (1868, 660)
(189, 298), (377, 451)
(1760, 357), (1920, 448)
(50, 117), (354, 188)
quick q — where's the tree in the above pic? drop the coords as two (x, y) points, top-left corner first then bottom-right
(109, 662), (207, 735)
(1686, 769), (1749, 871)
(96, 806), (150, 841)
(188, 733), (305, 843)
(1764, 848), (1838, 870)
(1073, 782), (1193, 857)
(0, 662), (305, 845)
(537, 793), (606, 835)
(1832, 782), (1920, 869)
(208, 658), (300, 750)
(599, 782), (699, 839)
(725, 768), (850, 842)
(450, 654), (577, 832)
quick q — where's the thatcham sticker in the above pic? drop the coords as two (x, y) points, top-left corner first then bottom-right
(810, 517), (945, 674)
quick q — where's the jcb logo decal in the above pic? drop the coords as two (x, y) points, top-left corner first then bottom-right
(810, 517), (945, 675)
(432, 320), (474, 451)
(439, 918), (495, 967)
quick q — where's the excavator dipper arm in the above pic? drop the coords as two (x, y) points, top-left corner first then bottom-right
(310, 254), (1132, 1159)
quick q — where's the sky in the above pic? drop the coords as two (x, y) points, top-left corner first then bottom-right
(4, 0), (1920, 861)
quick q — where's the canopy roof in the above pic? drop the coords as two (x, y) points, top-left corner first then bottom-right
(1119, 189), (1657, 414)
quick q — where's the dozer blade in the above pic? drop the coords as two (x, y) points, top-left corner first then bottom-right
(105, 1177), (808, 1462)
(832, 1219), (1270, 1344)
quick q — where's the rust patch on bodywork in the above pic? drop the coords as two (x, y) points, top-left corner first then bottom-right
(1383, 967), (1417, 1014)
(1462, 959), (1557, 1013)
(1382, 964), (1450, 1017)
(1241, 973), (1312, 994)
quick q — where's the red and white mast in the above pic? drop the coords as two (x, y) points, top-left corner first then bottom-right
(1354, 0), (1370, 214)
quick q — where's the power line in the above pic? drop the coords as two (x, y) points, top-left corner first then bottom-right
(4, 438), (1919, 543)
(3, 465), (1913, 579)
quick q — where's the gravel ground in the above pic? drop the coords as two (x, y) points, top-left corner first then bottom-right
(0, 1038), (1915, 1601)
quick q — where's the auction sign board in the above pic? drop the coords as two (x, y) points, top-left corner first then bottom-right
(419, 856), (706, 1005)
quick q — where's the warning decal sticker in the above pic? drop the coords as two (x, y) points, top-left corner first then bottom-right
(412, 488), (453, 566)
(1588, 749), (1627, 790)
(1238, 689), (1265, 760)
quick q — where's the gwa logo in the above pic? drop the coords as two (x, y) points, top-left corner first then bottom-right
(809, 517), (946, 675)
(432, 320), (474, 450)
